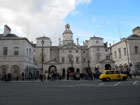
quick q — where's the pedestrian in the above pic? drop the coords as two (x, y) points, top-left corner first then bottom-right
(129, 70), (133, 79)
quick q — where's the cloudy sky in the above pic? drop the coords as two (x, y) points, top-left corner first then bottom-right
(0, 0), (140, 45)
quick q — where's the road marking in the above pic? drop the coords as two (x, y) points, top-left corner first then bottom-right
(99, 83), (104, 86)
(114, 82), (121, 86)
(133, 81), (138, 85)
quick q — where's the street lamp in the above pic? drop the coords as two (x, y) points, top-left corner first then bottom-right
(87, 60), (90, 72)
(41, 40), (44, 80)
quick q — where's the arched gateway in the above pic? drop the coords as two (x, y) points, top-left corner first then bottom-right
(105, 64), (111, 70)
(48, 65), (57, 74)
(11, 65), (20, 80)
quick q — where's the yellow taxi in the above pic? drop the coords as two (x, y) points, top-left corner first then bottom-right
(99, 70), (127, 81)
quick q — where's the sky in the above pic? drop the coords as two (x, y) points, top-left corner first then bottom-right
(0, 0), (140, 45)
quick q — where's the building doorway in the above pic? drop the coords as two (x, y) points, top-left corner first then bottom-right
(48, 65), (57, 74)
(0, 65), (7, 80)
(11, 65), (20, 80)
(105, 64), (111, 70)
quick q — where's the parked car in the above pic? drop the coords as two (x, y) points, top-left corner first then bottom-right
(99, 70), (127, 81)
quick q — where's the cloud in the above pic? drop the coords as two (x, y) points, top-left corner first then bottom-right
(76, 0), (91, 5)
(0, 0), (91, 45)
(71, 10), (82, 16)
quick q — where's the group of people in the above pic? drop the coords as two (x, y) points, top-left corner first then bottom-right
(46, 71), (102, 81)
(121, 69), (137, 79)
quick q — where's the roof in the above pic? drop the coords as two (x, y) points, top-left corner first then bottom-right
(111, 34), (140, 47)
(37, 36), (50, 40)
(32, 44), (36, 47)
(127, 34), (140, 39)
(6, 34), (18, 37)
(90, 36), (103, 40)
(0, 35), (35, 47)
(132, 26), (140, 32)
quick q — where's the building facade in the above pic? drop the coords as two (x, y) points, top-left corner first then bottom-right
(0, 25), (36, 80)
(1, 24), (140, 80)
(111, 26), (140, 74)
(34, 24), (114, 76)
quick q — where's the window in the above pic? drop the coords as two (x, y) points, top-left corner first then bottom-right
(96, 40), (99, 43)
(76, 50), (78, 53)
(106, 71), (109, 74)
(69, 57), (73, 63)
(69, 50), (72, 53)
(62, 57), (65, 63)
(118, 48), (121, 58)
(97, 47), (100, 51)
(27, 49), (28, 57)
(114, 51), (117, 58)
(3, 47), (8, 55)
(110, 71), (114, 74)
(134, 46), (138, 54)
(106, 56), (109, 59)
(115, 71), (120, 74)
(83, 58), (86, 63)
(14, 47), (19, 55)
(29, 49), (31, 57)
(83, 51), (85, 53)
(124, 48), (126, 56)
(76, 57), (79, 64)
(97, 56), (100, 61)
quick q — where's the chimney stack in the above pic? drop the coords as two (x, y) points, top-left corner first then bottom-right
(77, 38), (79, 45)
(4, 25), (11, 36)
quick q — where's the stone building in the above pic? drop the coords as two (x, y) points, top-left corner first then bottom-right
(35, 24), (114, 76)
(0, 25), (36, 80)
(111, 26), (140, 74)
(0, 24), (118, 80)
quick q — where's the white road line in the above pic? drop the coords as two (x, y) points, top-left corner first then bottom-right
(99, 83), (104, 86)
(114, 82), (121, 86)
(133, 81), (138, 85)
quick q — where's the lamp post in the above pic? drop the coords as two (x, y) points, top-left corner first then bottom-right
(87, 60), (90, 72)
(41, 40), (44, 80)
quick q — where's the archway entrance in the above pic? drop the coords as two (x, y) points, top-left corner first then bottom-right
(67, 67), (75, 80)
(136, 63), (140, 74)
(48, 65), (57, 74)
(11, 65), (20, 80)
(105, 64), (111, 70)
(0, 65), (7, 80)
(48, 65), (57, 80)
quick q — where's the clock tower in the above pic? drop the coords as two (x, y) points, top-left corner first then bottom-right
(62, 24), (73, 45)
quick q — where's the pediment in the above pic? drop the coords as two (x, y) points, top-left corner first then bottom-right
(45, 60), (58, 64)
(99, 59), (115, 63)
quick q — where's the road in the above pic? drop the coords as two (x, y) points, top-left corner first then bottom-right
(0, 78), (140, 105)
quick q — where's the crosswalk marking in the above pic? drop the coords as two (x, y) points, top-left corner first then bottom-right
(113, 82), (121, 86)
(99, 83), (104, 86)
(133, 81), (138, 85)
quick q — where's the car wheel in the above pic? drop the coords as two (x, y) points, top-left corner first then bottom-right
(102, 78), (106, 82)
(122, 77), (126, 81)
(106, 78), (110, 81)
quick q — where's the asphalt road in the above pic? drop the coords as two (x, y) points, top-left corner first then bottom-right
(0, 79), (140, 105)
